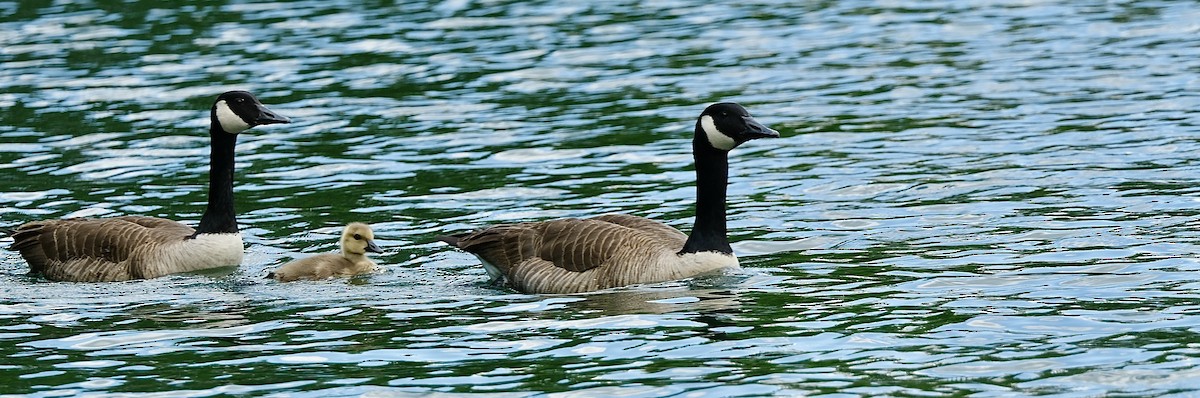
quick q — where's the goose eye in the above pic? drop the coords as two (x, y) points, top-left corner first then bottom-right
(237, 98), (245, 103)
(353, 234), (363, 240)
(721, 111), (728, 116)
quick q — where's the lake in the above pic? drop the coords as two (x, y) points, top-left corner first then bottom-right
(2, 0), (1200, 396)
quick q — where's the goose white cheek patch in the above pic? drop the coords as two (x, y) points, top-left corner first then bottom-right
(701, 115), (736, 151)
(215, 100), (251, 134)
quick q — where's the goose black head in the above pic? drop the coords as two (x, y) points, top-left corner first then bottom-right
(211, 91), (291, 134)
(696, 102), (780, 151)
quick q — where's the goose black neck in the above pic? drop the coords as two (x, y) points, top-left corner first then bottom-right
(195, 126), (238, 235)
(680, 139), (732, 254)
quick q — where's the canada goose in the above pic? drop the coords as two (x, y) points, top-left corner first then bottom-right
(7, 91), (290, 282)
(268, 222), (383, 282)
(438, 102), (779, 294)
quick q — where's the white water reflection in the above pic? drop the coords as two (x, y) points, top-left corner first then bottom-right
(2, 0), (1200, 396)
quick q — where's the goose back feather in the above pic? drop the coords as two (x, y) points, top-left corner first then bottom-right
(441, 214), (735, 294)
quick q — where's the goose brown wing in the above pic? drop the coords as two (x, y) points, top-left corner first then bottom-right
(451, 217), (677, 274)
(115, 215), (195, 231)
(533, 218), (656, 272)
(10, 216), (194, 280)
(590, 214), (687, 247)
(445, 223), (542, 273)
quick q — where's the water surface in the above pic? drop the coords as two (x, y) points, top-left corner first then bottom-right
(3, 0), (1200, 396)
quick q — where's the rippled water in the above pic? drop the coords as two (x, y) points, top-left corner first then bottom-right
(3, 0), (1200, 396)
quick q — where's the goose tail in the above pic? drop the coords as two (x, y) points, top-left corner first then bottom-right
(435, 233), (467, 248)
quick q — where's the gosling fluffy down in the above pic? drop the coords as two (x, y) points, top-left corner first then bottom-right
(269, 223), (383, 282)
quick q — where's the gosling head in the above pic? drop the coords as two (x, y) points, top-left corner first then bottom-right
(695, 102), (780, 151)
(211, 90), (291, 135)
(340, 222), (383, 256)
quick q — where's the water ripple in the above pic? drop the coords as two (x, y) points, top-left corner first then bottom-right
(3, 0), (1200, 396)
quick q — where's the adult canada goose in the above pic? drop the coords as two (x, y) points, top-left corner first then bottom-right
(268, 222), (383, 282)
(7, 91), (290, 282)
(438, 102), (779, 294)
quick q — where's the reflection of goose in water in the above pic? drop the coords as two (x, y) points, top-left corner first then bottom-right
(566, 282), (747, 316)
(21, 301), (260, 352)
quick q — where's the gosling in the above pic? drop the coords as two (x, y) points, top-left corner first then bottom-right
(269, 222), (383, 282)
